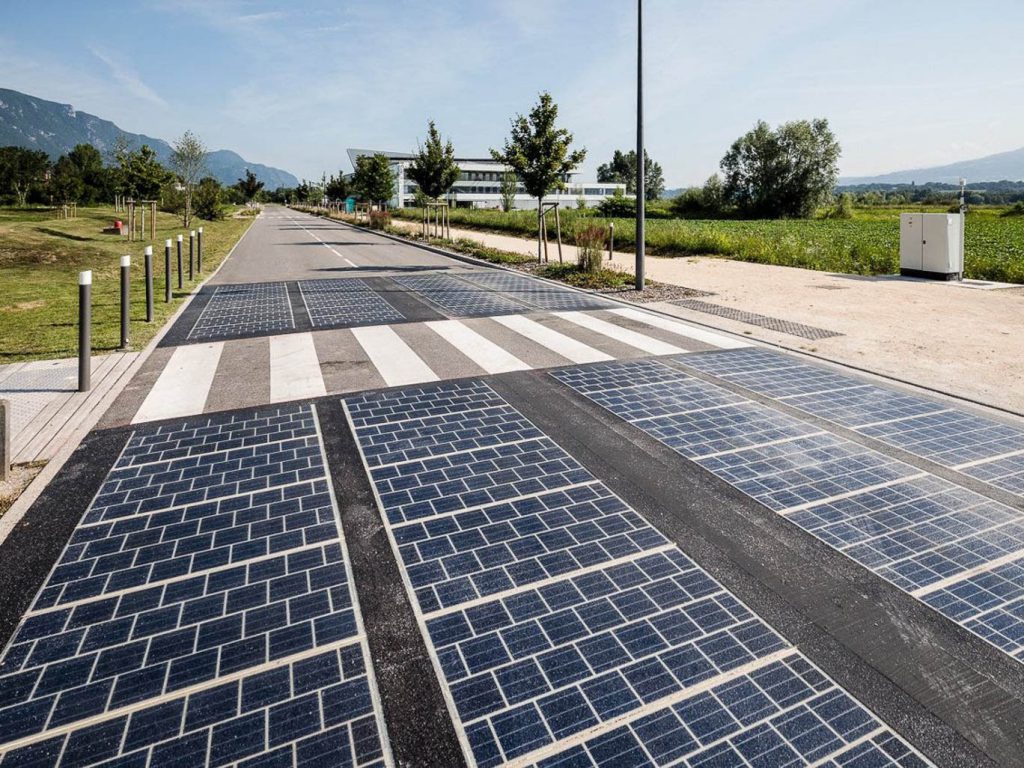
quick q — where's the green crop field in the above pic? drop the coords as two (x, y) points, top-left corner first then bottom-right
(392, 207), (1024, 283)
(0, 205), (253, 362)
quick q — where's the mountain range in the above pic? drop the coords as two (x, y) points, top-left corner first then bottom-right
(0, 88), (298, 189)
(839, 146), (1024, 186)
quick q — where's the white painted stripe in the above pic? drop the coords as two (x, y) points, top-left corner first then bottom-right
(953, 447), (1024, 471)
(779, 473), (928, 515)
(351, 325), (439, 386)
(492, 314), (612, 364)
(554, 311), (685, 355)
(425, 320), (530, 374)
(608, 307), (749, 349)
(269, 333), (326, 402)
(852, 408), (953, 431)
(132, 343), (223, 423)
(912, 545), (1024, 598)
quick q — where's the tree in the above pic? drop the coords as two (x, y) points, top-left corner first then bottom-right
(194, 177), (224, 220)
(50, 155), (84, 203)
(234, 169), (264, 202)
(0, 147), (50, 206)
(407, 120), (460, 201)
(119, 144), (171, 200)
(170, 130), (208, 226)
(500, 168), (518, 212)
(324, 172), (349, 202)
(490, 92), (586, 260)
(352, 153), (396, 209)
(597, 149), (664, 201)
(720, 119), (840, 218)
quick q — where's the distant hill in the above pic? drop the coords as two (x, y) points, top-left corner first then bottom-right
(841, 146), (1024, 186)
(0, 87), (299, 189)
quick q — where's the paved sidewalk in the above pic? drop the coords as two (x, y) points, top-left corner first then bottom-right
(392, 220), (1024, 414)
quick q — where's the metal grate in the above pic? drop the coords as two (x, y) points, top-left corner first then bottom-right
(672, 300), (843, 340)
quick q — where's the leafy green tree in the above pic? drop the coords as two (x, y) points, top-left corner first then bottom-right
(0, 146), (50, 206)
(194, 177), (225, 220)
(65, 144), (109, 203)
(720, 119), (840, 218)
(352, 153), (396, 208)
(119, 144), (171, 200)
(170, 131), (208, 227)
(490, 92), (586, 259)
(234, 169), (265, 202)
(500, 168), (518, 212)
(50, 155), (84, 203)
(324, 172), (349, 201)
(597, 149), (664, 201)
(407, 121), (460, 200)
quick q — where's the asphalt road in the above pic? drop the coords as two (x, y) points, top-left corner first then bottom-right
(2, 205), (1024, 767)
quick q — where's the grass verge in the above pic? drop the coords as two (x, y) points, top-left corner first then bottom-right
(0, 205), (253, 362)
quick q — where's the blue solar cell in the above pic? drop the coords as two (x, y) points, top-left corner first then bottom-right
(298, 278), (406, 328)
(189, 282), (294, 341)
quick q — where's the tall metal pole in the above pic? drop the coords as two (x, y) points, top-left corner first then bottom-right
(635, 0), (645, 291)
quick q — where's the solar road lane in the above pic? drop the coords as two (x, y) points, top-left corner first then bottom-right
(0, 404), (389, 767)
(681, 348), (1024, 497)
(455, 273), (618, 312)
(298, 279), (406, 328)
(343, 380), (927, 767)
(188, 283), (295, 341)
(393, 275), (531, 317)
(552, 358), (1024, 672)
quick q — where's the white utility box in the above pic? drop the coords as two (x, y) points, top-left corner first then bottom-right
(900, 213), (963, 280)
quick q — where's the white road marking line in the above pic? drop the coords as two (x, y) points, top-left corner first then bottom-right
(132, 343), (223, 423)
(351, 325), (439, 386)
(492, 314), (612, 364)
(608, 307), (749, 349)
(425, 320), (530, 374)
(269, 333), (326, 402)
(344, 258), (358, 267)
(554, 311), (685, 355)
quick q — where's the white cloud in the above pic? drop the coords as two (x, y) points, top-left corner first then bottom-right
(88, 46), (168, 109)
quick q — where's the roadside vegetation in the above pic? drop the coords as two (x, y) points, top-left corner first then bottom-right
(0, 205), (252, 361)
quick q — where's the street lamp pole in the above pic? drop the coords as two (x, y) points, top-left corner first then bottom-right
(635, 0), (645, 291)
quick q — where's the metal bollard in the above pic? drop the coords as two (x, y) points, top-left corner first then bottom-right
(164, 239), (172, 302)
(176, 235), (183, 289)
(0, 398), (9, 482)
(189, 230), (195, 281)
(608, 222), (615, 261)
(197, 227), (203, 272)
(79, 270), (92, 392)
(120, 255), (131, 349)
(144, 246), (154, 322)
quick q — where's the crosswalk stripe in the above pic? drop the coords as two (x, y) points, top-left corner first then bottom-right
(132, 343), (223, 423)
(351, 325), (440, 386)
(269, 333), (326, 402)
(425, 320), (530, 374)
(492, 314), (612, 364)
(608, 307), (749, 349)
(553, 311), (685, 355)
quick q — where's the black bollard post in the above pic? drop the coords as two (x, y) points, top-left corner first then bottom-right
(164, 239), (172, 302)
(78, 270), (91, 392)
(176, 234), (183, 289)
(120, 255), (131, 349)
(144, 246), (154, 322)
(197, 226), (203, 272)
(189, 230), (195, 281)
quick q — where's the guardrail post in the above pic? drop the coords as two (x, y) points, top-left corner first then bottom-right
(0, 398), (10, 482)
(164, 239), (172, 302)
(189, 230), (195, 281)
(79, 270), (92, 392)
(176, 235), (183, 289)
(144, 246), (154, 322)
(120, 255), (131, 349)
(197, 227), (203, 272)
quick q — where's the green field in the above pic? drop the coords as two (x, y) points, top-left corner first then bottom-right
(0, 206), (253, 362)
(392, 207), (1024, 283)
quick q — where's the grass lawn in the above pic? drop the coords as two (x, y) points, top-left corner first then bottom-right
(0, 205), (253, 362)
(391, 206), (1024, 283)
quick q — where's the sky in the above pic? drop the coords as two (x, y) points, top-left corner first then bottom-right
(3, 0), (1023, 187)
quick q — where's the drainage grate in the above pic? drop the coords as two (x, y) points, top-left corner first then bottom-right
(672, 299), (843, 340)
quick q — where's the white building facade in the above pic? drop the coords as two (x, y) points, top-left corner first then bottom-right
(346, 149), (628, 210)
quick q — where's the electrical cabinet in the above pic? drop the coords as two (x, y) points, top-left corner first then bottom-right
(900, 213), (963, 280)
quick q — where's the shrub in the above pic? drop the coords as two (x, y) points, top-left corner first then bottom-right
(194, 178), (225, 220)
(574, 223), (606, 274)
(826, 192), (855, 219)
(368, 210), (392, 230)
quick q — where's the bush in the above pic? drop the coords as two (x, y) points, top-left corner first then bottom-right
(368, 210), (392, 230)
(826, 192), (855, 219)
(194, 178), (225, 220)
(574, 223), (606, 273)
(1003, 202), (1024, 217)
